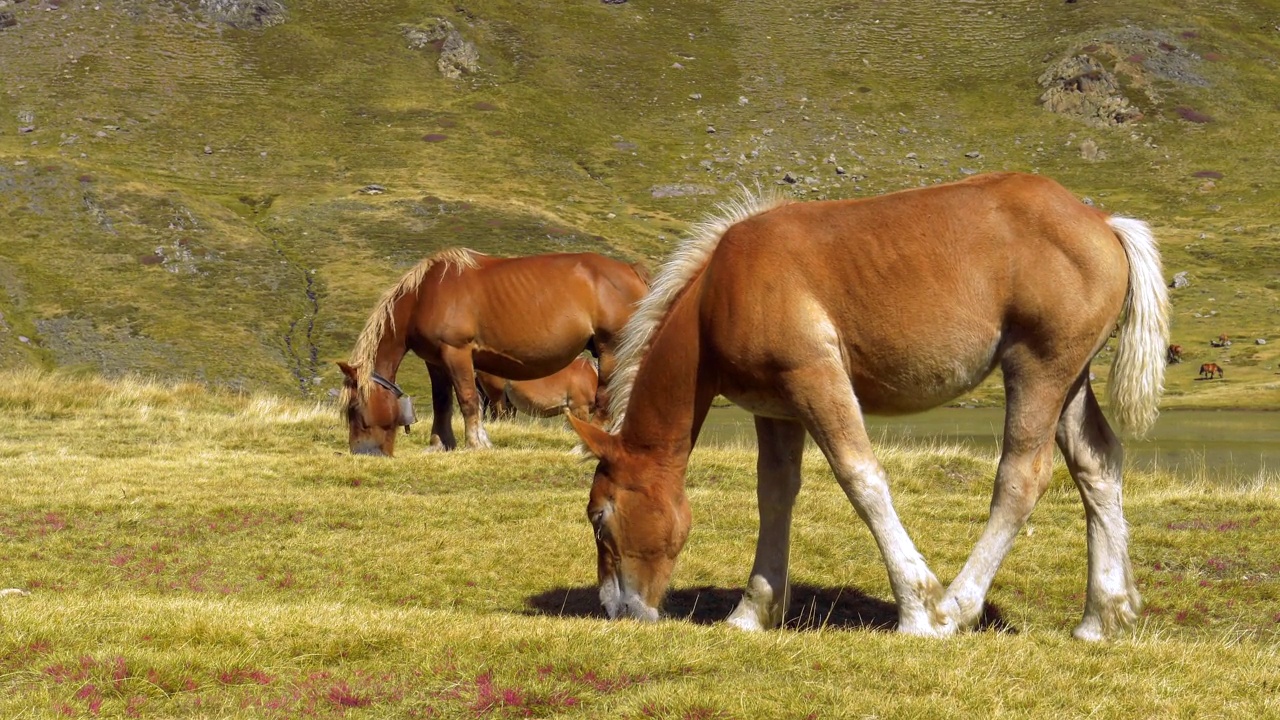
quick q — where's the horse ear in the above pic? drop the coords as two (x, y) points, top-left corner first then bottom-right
(337, 361), (359, 386)
(567, 412), (616, 459)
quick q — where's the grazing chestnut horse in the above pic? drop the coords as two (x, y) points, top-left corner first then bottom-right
(1166, 344), (1183, 365)
(476, 356), (599, 422)
(570, 173), (1168, 640)
(1199, 363), (1224, 379)
(338, 249), (648, 454)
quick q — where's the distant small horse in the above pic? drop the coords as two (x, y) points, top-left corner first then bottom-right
(476, 356), (599, 422)
(1199, 362), (1224, 379)
(1166, 344), (1183, 364)
(1210, 334), (1231, 348)
(338, 249), (649, 455)
(571, 173), (1168, 641)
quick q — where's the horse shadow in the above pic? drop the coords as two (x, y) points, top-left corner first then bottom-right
(525, 584), (1013, 633)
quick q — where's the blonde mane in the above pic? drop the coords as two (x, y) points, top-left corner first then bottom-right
(340, 248), (480, 408)
(606, 187), (790, 431)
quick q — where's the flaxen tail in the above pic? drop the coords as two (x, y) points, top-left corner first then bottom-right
(1107, 217), (1170, 436)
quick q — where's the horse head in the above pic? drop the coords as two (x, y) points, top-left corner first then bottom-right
(569, 414), (691, 622)
(337, 361), (417, 456)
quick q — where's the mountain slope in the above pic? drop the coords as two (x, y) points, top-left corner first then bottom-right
(1, 0), (1277, 406)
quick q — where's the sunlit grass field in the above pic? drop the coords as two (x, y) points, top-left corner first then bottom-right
(1, 371), (1277, 718)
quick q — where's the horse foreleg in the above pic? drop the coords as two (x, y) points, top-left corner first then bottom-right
(592, 345), (617, 424)
(426, 363), (458, 451)
(440, 345), (492, 450)
(1056, 371), (1140, 641)
(781, 362), (950, 637)
(727, 416), (806, 631)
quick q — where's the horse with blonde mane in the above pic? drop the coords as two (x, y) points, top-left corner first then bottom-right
(338, 250), (648, 454)
(476, 356), (599, 422)
(569, 173), (1169, 640)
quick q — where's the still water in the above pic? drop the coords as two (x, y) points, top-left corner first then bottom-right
(698, 406), (1278, 481)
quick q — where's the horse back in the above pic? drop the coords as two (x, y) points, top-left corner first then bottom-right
(699, 173), (1132, 413)
(409, 253), (642, 378)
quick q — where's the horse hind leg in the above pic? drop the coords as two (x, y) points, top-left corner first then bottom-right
(940, 353), (1067, 632)
(1056, 370), (1141, 641)
(727, 416), (806, 631)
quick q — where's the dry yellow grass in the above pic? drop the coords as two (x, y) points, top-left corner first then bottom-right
(1, 371), (1277, 718)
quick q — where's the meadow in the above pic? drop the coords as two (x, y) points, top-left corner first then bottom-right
(1, 370), (1277, 718)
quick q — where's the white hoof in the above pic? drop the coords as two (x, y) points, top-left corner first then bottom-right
(726, 613), (766, 632)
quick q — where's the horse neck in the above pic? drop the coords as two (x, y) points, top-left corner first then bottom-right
(372, 291), (417, 380)
(618, 277), (714, 469)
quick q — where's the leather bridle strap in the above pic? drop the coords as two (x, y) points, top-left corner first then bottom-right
(369, 371), (405, 398)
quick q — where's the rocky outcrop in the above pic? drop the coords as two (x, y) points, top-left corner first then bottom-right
(1038, 55), (1142, 127)
(198, 0), (286, 28)
(404, 18), (480, 79)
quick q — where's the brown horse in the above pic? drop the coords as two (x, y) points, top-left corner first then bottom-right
(1199, 363), (1224, 379)
(338, 249), (648, 454)
(1166, 344), (1183, 365)
(476, 356), (599, 422)
(570, 173), (1168, 640)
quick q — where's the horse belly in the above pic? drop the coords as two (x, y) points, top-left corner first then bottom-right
(850, 345), (999, 414)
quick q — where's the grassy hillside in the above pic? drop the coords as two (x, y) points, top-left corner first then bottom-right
(0, 0), (1277, 407)
(0, 372), (1277, 717)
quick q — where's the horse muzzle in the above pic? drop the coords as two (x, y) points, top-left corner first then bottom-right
(599, 573), (660, 622)
(351, 442), (389, 457)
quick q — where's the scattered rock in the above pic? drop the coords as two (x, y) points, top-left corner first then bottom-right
(203, 145), (213, 154)
(1079, 138), (1106, 161)
(404, 18), (451, 48)
(0, 12), (16, 29)
(964, 150), (981, 158)
(18, 126), (34, 134)
(688, 93), (702, 100)
(1038, 55), (1142, 127)
(1170, 271), (1190, 289)
(782, 172), (798, 184)
(357, 184), (386, 195)
(650, 183), (716, 199)
(835, 166), (846, 175)
(18, 336), (29, 344)
(1257, 339), (1268, 345)
(706, 125), (716, 133)
(198, 0), (286, 29)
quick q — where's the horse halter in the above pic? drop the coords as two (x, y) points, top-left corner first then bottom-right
(369, 371), (418, 432)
